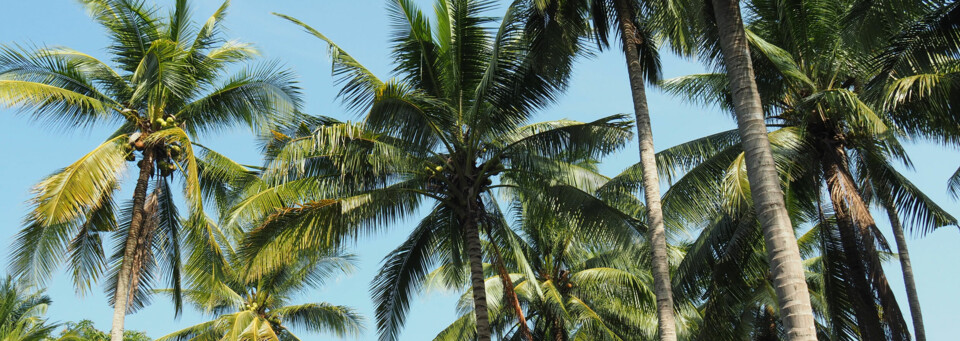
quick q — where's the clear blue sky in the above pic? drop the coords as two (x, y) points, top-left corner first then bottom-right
(1, 0), (957, 340)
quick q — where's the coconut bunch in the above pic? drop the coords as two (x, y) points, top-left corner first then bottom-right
(422, 154), (504, 201)
(122, 111), (186, 178)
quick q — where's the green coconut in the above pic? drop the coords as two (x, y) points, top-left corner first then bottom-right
(159, 160), (175, 176)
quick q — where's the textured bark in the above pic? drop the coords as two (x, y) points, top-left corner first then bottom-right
(824, 168), (885, 340)
(883, 201), (926, 341)
(822, 143), (909, 340)
(613, 2), (677, 340)
(110, 148), (153, 341)
(709, 0), (817, 339)
(464, 216), (492, 341)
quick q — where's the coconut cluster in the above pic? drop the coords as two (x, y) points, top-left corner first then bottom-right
(126, 132), (184, 177)
(152, 115), (178, 130)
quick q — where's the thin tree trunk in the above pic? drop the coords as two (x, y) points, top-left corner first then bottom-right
(613, 2), (677, 340)
(110, 149), (154, 341)
(487, 231), (533, 341)
(464, 216), (492, 341)
(883, 199), (926, 341)
(709, 0), (817, 339)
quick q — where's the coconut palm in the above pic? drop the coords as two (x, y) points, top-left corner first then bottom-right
(868, 3), (960, 336)
(228, 2), (635, 340)
(0, 1), (300, 339)
(660, 126), (955, 340)
(653, 131), (835, 340)
(49, 320), (151, 341)
(155, 246), (362, 341)
(523, 0), (698, 337)
(658, 0), (959, 335)
(432, 169), (701, 341)
(674, 200), (873, 340)
(0, 276), (57, 341)
(688, 0), (820, 336)
(566, 1), (681, 337)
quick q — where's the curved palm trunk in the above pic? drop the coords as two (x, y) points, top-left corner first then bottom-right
(613, 2), (677, 340)
(464, 216), (492, 341)
(709, 0), (817, 339)
(822, 143), (909, 340)
(487, 232), (533, 341)
(110, 149), (154, 341)
(882, 200), (926, 341)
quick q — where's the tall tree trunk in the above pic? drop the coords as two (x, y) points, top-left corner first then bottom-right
(110, 149), (154, 341)
(882, 199), (926, 341)
(613, 2), (677, 340)
(822, 142), (910, 340)
(487, 231), (533, 341)
(709, 0), (817, 339)
(464, 216), (492, 341)
(823, 180), (885, 340)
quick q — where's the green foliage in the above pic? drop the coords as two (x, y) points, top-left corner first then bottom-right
(655, 0), (960, 339)
(156, 247), (362, 341)
(2, 0), (300, 319)
(48, 320), (151, 341)
(0, 276), (57, 341)
(433, 178), (701, 340)
(235, 2), (636, 340)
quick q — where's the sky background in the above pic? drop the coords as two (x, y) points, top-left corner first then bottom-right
(1, 0), (958, 340)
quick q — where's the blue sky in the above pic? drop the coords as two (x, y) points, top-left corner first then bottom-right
(1, 0), (958, 340)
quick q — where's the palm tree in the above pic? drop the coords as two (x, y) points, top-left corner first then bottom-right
(229, 2), (635, 340)
(660, 127), (955, 339)
(0, 1), (300, 339)
(662, 0), (959, 338)
(155, 247), (362, 341)
(868, 3), (960, 337)
(693, 0), (819, 336)
(0, 276), (57, 341)
(674, 198), (876, 340)
(433, 171), (700, 340)
(526, 0), (696, 337)
(50, 320), (151, 341)
(579, 2), (680, 338)
(657, 1), (959, 335)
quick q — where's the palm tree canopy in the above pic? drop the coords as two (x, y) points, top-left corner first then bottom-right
(228, 1), (638, 340)
(0, 276), (58, 341)
(1, 0), (301, 315)
(156, 247), (362, 341)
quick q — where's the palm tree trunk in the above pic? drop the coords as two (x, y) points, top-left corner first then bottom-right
(464, 216), (492, 341)
(822, 142), (910, 340)
(824, 185), (885, 340)
(613, 2), (677, 340)
(882, 199), (926, 341)
(110, 149), (153, 341)
(487, 231), (533, 341)
(709, 0), (817, 339)
(552, 316), (566, 341)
